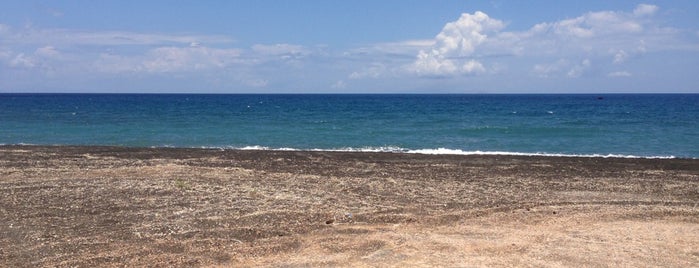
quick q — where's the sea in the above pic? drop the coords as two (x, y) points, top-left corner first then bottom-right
(1, 94), (697, 159)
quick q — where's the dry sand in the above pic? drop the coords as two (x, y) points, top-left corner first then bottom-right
(1, 145), (698, 267)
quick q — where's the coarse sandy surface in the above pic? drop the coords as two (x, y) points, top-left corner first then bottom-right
(1, 145), (698, 267)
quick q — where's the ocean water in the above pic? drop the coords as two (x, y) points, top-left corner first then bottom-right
(1, 94), (697, 158)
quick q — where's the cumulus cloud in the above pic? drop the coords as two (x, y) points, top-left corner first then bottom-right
(411, 11), (504, 77)
(2, 3), (696, 93)
(408, 4), (664, 79)
(422, 4), (682, 82)
(434, 11), (505, 55)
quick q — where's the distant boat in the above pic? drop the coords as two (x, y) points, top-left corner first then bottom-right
(596, 96), (604, 100)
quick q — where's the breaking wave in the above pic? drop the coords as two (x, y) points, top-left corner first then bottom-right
(220, 146), (678, 159)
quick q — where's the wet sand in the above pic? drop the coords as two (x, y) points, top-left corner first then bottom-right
(1, 145), (698, 267)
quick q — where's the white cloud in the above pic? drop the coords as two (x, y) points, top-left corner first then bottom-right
(360, 39), (433, 56)
(243, 78), (268, 88)
(252, 44), (306, 56)
(612, 49), (629, 64)
(5, 46), (63, 69)
(529, 9), (645, 41)
(567, 59), (591, 78)
(142, 46), (241, 73)
(633, 4), (658, 17)
(411, 11), (504, 77)
(35, 46), (61, 58)
(551, 16), (595, 38)
(412, 50), (456, 76)
(636, 40), (647, 53)
(250, 43), (310, 66)
(1, 3), (697, 93)
(91, 45), (242, 73)
(331, 80), (346, 89)
(10, 53), (35, 68)
(533, 58), (594, 78)
(0, 25), (243, 77)
(608, 71), (632, 77)
(498, 4), (669, 61)
(0, 26), (233, 47)
(410, 3), (687, 83)
(93, 53), (139, 73)
(408, 4), (666, 79)
(0, 24), (10, 35)
(436, 11), (505, 55)
(0, 49), (11, 60)
(461, 60), (486, 73)
(349, 63), (386, 79)
(532, 59), (568, 78)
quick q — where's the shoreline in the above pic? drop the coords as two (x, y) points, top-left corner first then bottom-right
(1, 145), (698, 266)
(0, 144), (690, 160)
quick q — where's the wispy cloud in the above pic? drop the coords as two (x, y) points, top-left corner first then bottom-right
(608, 71), (632, 77)
(350, 39), (433, 57)
(349, 62), (387, 79)
(0, 25), (233, 46)
(140, 46), (242, 73)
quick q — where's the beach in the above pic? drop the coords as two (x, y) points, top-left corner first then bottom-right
(1, 145), (698, 267)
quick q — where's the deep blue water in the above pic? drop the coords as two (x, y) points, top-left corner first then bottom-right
(1, 94), (697, 158)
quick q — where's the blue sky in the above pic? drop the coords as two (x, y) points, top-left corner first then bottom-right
(1, 1), (698, 93)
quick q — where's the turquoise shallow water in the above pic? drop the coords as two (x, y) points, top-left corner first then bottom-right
(1, 94), (697, 158)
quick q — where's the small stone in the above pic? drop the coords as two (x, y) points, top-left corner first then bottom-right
(325, 219), (334, 224)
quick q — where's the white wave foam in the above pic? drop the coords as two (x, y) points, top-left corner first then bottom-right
(218, 145), (677, 159)
(313, 146), (407, 153)
(1, 143), (681, 159)
(408, 149), (676, 159)
(3, 142), (684, 159)
(237, 145), (297, 151)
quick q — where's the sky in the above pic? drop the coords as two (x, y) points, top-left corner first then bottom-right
(1, 0), (698, 93)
